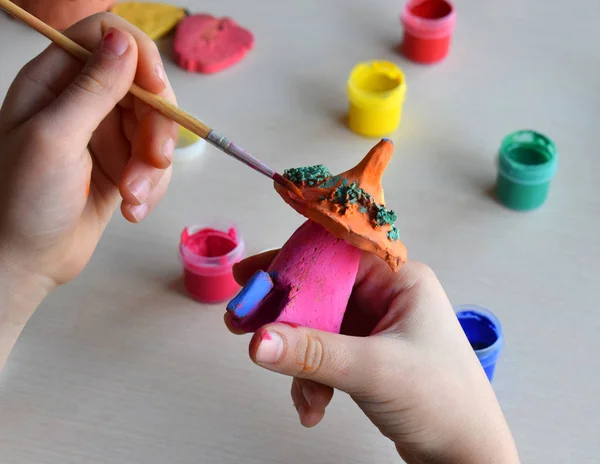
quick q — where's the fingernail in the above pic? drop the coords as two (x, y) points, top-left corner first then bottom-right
(255, 330), (284, 364)
(128, 178), (152, 204)
(129, 203), (148, 222)
(161, 138), (175, 162)
(301, 384), (313, 407)
(154, 64), (166, 85)
(101, 28), (129, 57)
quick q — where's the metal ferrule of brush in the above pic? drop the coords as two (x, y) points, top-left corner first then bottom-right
(206, 131), (275, 179)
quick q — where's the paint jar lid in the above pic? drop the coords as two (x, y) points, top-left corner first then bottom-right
(174, 125), (206, 163)
(497, 130), (558, 185)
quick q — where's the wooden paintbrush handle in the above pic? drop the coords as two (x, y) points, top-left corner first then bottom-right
(0, 0), (212, 139)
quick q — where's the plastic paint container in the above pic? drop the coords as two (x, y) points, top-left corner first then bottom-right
(180, 223), (244, 304)
(400, 0), (456, 64)
(455, 305), (503, 382)
(495, 130), (558, 211)
(347, 60), (407, 137)
(174, 125), (206, 163)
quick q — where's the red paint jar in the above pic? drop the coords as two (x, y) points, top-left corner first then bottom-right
(180, 224), (245, 304)
(400, 0), (456, 64)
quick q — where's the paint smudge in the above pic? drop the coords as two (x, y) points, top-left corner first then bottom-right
(279, 321), (300, 329)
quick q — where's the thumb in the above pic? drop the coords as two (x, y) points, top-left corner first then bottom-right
(37, 28), (137, 146)
(249, 323), (394, 396)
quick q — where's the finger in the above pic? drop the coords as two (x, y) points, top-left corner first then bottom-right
(121, 163), (172, 223)
(224, 313), (246, 335)
(121, 108), (137, 142)
(88, 109), (130, 185)
(68, 13), (169, 96)
(232, 249), (280, 285)
(292, 378), (334, 428)
(1, 12), (171, 135)
(33, 27), (138, 149)
(119, 93), (135, 109)
(248, 323), (401, 396)
(232, 250), (408, 319)
(120, 117), (175, 206)
(342, 254), (432, 325)
(130, 109), (178, 172)
(369, 261), (456, 337)
(0, 44), (78, 134)
(120, 160), (168, 207)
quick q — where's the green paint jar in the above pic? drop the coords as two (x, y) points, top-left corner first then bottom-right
(495, 130), (558, 211)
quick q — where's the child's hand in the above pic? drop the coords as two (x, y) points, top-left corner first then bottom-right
(0, 13), (177, 290)
(228, 252), (519, 464)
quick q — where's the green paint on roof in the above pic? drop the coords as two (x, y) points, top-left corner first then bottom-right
(374, 207), (397, 227)
(387, 225), (400, 242)
(283, 165), (332, 186)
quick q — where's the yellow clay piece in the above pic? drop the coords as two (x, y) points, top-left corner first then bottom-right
(111, 2), (187, 40)
(347, 61), (406, 138)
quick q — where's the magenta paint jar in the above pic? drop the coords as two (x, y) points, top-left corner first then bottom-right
(179, 222), (245, 304)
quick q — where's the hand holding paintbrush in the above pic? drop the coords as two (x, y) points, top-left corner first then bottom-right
(0, 0), (301, 196)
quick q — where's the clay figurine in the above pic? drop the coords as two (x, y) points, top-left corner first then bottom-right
(173, 14), (254, 74)
(226, 139), (407, 333)
(111, 2), (188, 41)
(9, 0), (115, 31)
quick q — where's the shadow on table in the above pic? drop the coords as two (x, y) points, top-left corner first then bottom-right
(166, 275), (188, 299)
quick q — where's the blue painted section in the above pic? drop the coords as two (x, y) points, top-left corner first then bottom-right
(381, 138), (394, 145)
(227, 270), (274, 318)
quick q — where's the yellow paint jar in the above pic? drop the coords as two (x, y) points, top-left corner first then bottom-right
(174, 125), (206, 163)
(347, 61), (406, 137)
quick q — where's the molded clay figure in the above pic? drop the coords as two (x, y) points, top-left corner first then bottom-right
(111, 2), (188, 41)
(227, 139), (407, 333)
(173, 14), (255, 74)
(10, 0), (115, 30)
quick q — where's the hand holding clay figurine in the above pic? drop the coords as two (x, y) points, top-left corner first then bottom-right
(226, 140), (518, 462)
(229, 251), (520, 464)
(0, 14), (177, 369)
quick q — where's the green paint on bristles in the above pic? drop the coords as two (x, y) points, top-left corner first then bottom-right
(284, 165), (332, 186)
(387, 225), (400, 242)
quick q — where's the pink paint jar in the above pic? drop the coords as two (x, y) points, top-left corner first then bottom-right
(179, 223), (245, 304)
(400, 0), (456, 64)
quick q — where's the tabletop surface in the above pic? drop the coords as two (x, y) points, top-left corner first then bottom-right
(1, 0), (599, 462)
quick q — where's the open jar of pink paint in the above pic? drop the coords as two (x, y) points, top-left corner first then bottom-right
(179, 222), (245, 304)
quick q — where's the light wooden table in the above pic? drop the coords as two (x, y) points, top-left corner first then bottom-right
(1, 0), (599, 462)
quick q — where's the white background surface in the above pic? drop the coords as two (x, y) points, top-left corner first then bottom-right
(1, 0), (599, 462)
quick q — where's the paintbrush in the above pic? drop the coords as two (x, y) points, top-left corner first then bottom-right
(0, 0), (302, 197)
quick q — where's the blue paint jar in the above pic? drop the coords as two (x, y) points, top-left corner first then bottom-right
(495, 130), (558, 211)
(455, 305), (503, 381)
